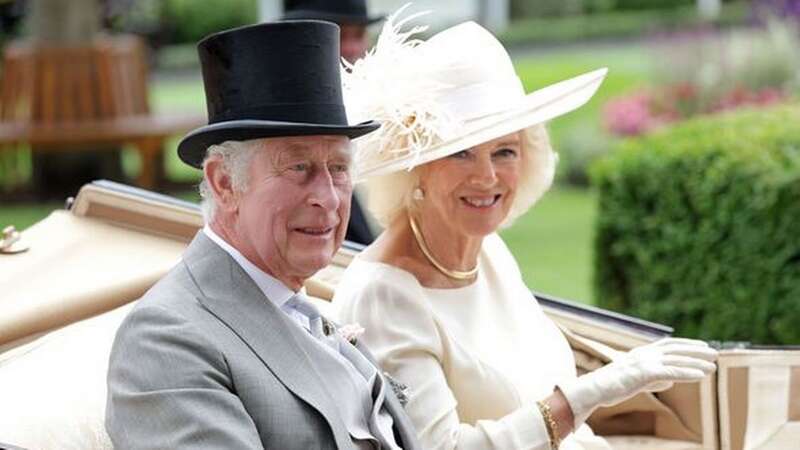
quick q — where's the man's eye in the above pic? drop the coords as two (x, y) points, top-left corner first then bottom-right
(329, 164), (351, 183)
(290, 163), (309, 171)
(329, 163), (349, 173)
(450, 150), (470, 159)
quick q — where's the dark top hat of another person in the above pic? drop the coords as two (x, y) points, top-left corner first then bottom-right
(281, 0), (384, 25)
(177, 20), (380, 168)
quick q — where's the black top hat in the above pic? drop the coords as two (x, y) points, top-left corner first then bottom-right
(282, 0), (384, 25)
(177, 20), (379, 168)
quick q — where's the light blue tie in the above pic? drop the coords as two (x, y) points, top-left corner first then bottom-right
(285, 293), (328, 340)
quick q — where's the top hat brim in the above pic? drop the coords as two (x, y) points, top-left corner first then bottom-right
(281, 10), (384, 25)
(178, 119), (380, 169)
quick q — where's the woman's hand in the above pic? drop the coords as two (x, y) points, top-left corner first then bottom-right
(558, 337), (718, 428)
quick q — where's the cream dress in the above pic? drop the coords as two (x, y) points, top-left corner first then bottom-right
(333, 233), (611, 450)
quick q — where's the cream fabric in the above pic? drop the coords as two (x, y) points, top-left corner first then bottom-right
(602, 436), (704, 450)
(333, 233), (611, 450)
(0, 303), (134, 449)
(0, 210), (187, 346)
(743, 366), (799, 449)
(717, 350), (800, 450)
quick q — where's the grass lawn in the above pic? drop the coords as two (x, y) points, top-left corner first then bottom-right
(0, 203), (61, 231)
(501, 187), (597, 305)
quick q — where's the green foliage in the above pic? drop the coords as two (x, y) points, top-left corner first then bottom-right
(501, 2), (748, 46)
(591, 104), (800, 344)
(510, 0), (695, 18)
(613, 0), (694, 11)
(511, 0), (584, 18)
(162, 0), (258, 44)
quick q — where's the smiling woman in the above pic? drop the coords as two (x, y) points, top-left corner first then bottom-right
(405, 132), (524, 283)
(331, 10), (718, 450)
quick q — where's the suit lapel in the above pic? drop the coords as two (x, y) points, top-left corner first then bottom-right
(181, 233), (353, 450)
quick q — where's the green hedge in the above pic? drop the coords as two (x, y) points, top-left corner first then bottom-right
(162, 0), (258, 44)
(591, 104), (800, 345)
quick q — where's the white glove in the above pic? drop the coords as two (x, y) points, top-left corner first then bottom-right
(559, 337), (718, 428)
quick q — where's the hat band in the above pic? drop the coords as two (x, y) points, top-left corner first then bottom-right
(437, 76), (525, 127)
(210, 102), (349, 126)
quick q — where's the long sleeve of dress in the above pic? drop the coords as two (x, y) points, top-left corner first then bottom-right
(337, 274), (554, 450)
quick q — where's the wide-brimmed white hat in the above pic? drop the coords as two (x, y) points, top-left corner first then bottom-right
(343, 8), (607, 181)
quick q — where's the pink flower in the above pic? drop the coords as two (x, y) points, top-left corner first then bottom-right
(710, 86), (787, 112)
(603, 91), (658, 136)
(755, 88), (785, 105)
(604, 83), (790, 137)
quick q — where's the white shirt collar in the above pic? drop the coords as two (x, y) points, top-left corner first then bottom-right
(202, 225), (296, 309)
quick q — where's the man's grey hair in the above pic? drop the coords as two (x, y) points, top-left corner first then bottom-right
(198, 136), (356, 223)
(198, 140), (260, 223)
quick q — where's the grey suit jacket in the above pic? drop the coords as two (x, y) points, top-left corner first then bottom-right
(106, 233), (421, 450)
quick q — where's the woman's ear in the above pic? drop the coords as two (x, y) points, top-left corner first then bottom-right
(412, 165), (427, 191)
(204, 157), (239, 213)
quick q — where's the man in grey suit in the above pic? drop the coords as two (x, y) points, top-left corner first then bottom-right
(105, 20), (420, 450)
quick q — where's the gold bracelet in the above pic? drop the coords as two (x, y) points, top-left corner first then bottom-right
(536, 400), (561, 450)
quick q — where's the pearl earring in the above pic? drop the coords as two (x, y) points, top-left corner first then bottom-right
(412, 187), (425, 201)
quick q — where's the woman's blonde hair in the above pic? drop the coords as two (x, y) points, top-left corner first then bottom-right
(362, 123), (557, 229)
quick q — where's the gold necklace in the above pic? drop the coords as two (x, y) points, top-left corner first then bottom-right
(408, 215), (478, 280)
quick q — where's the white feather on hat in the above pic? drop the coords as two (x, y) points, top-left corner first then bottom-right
(343, 4), (460, 172)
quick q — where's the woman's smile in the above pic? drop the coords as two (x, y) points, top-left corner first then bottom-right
(460, 194), (503, 209)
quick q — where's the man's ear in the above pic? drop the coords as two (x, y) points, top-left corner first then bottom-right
(204, 157), (238, 213)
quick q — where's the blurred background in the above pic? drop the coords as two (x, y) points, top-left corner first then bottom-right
(0, 0), (798, 344)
